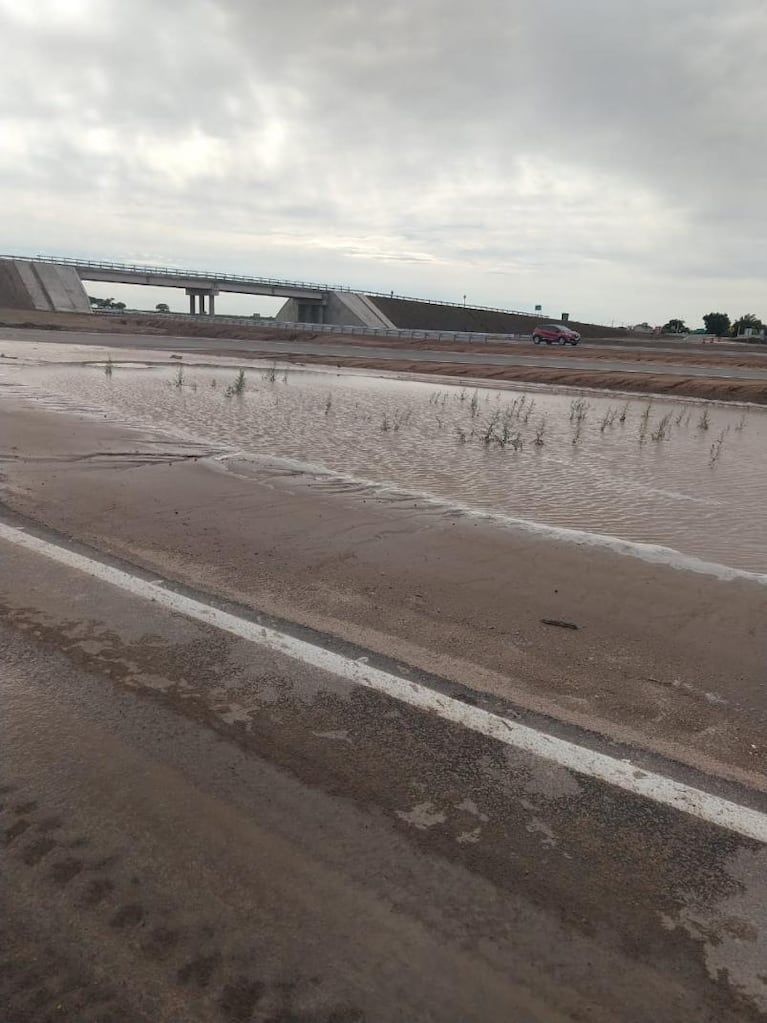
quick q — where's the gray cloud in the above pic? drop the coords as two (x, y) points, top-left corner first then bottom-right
(2, 0), (766, 324)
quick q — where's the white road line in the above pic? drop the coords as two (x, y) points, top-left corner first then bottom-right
(2, 519), (766, 844)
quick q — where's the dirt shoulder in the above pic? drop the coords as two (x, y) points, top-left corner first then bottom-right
(253, 352), (767, 404)
(1, 399), (766, 788)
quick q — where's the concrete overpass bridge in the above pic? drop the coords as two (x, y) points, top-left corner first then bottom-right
(67, 256), (330, 316)
(0, 255), (396, 329)
(0, 254), (602, 337)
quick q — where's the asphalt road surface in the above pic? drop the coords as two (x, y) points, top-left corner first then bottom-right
(3, 514), (767, 1022)
(3, 325), (767, 381)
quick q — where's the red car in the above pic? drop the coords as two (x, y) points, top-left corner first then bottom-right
(532, 323), (581, 346)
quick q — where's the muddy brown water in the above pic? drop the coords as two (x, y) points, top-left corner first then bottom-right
(1, 358), (766, 575)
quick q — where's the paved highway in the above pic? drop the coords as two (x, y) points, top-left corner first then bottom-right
(3, 518), (767, 1022)
(3, 325), (767, 381)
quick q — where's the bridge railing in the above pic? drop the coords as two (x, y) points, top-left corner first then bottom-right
(0, 253), (540, 319)
(96, 308), (525, 344)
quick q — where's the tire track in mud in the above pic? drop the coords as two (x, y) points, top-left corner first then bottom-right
(1, 782), (364, 1023)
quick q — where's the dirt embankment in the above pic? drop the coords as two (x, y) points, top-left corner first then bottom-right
(265, 353), (767, 404)
(0, 307), (276, 338)
(369, 295), (630, 338)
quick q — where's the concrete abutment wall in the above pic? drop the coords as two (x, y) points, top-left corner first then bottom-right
(277, 291), (396, 329)
(0, 259), (92, 314)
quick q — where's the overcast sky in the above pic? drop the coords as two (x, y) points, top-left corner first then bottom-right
(2, 0), (766, 324)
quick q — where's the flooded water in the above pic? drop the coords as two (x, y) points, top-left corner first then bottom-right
(2, 356), (766, 575)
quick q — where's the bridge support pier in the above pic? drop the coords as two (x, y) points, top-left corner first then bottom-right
(185, 287), (219, 316)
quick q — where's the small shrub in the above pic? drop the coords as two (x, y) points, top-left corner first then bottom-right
(224, 369), (246, 397)
(651, 412), (672, 442)
(709, 428), (728, 465)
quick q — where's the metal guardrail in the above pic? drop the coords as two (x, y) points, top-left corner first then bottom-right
(96, 308), (524, 344)
(1, 253), (539, 320)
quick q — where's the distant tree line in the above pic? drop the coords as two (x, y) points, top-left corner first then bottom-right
(661, 312), (764, 339)
(703, 312), (764, 338)
(88, 295), (126, 310)
(90, 297), (174, 313)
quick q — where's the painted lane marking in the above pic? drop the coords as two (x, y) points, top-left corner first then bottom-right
(1, 519), (766, 844)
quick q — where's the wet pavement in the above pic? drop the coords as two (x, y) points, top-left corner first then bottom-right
(3, 530), (767, 1022)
